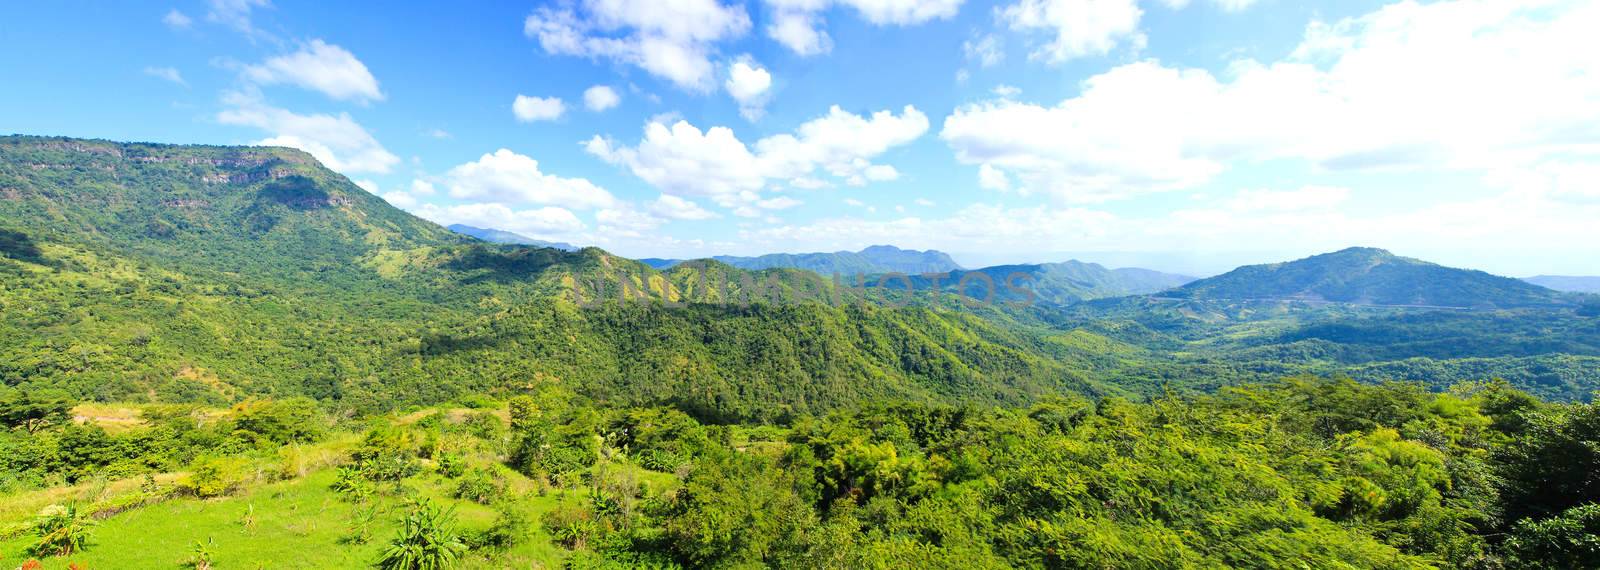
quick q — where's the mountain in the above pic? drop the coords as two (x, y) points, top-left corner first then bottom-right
(1524, 275), (1600, 293)
(447, 223), (578, 251)
(882, 260), (1195, 306)
(648, 245), (962, 275)
(1163, 247), (1572, 309)
(0, 135), (1114, 419)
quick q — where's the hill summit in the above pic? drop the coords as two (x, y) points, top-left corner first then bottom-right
(1166, 247), (1571, 309)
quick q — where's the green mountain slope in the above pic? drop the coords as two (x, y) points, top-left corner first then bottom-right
(882, 260), (1195, 306)
(0, 135), (1116, 418)
(1166, 247), (1572, 309)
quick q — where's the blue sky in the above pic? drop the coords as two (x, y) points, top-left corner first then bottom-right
(2, 0), (1597, 276)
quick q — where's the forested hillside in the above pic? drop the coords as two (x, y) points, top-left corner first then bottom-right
(5, 135), (1600, 416)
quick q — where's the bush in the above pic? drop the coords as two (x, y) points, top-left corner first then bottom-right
(377, 499), (467, 570)
(180, 457), (251, 498)
(454, 468), (506, 505)
(331, 466), (376, 501)
(353, 426), (421, 482)
(231, 397), (325, 444)
(467, 507), (531, 552)
(30, 504), (95, 557)
(435, 452), (465, 479)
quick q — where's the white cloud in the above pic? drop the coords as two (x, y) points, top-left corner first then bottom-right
(914, 198), (935, 207)
(991, 84), (1021, 98)
(964, 33), (1004, 67)
(650, 194), (719, 220)
(206, 0), (273, 40)
(977, 163), (1010, 192)
(1225, 186), (1350, 212)
(524, 0), (750, 91)
(512, 95), (565, 122)
(725, 57), (773, 120)
(410, 180), (437, 196)
(943, 0), (1600, 203)
(427, 129), (452, 139)
(583, 85), (621, 112)
(758, 196), (802, 210)
(443, 148), (615, 209)
(144, 66), (186, 86)
(1001, 0), (1143, 63)
(764, 0), (965, 55)
(587, 104), (928, 210)
(1160, 0), (1258, 10)
(163, 9), (192, 29)
(217, 91), (400, 174)
(844, 198), (866, 207)
(381, 191), (418, 210)
(353, 179), (380, 194)
(242, 40), (384, 103)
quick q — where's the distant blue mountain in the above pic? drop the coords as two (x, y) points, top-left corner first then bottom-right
(446, 224), (578, 251)
(647, 245), (963, 275)
(1524, 275), (1600, 294)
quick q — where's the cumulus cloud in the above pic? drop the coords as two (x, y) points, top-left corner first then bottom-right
(512, 95), (565, 122)
(764, 0), (965, 55)
(216, 91), (400, 174)
(1001, 0), (1144, 63)
(242, 40), (384, 103)
(943, 0), (1600, 202)
(442, 148), (615, 209)
(524, 0), (750, 91)
(144, 66), (186, 86)
(650, 194), (719, 220)
(725, 57), (773, 120)
(583, 85), (621, 112)
(586, 104), (928, 211)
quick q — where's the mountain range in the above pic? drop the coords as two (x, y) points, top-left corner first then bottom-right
(3, 135), (1598, 415)
(446, 223), (579, 251)
(1523, 275), (1600, 293)
(641, 244), (962, 275)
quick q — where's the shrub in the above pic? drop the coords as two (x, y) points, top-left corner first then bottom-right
(30, 504), (95, 557)
(435, 452), (465, 479)
(353, 426), (421, 482)
(377, 499), (467, 570)
(467, 507), (531, 552)
(330, 466), (376, 501)
(454, 468), (506, 505)
(180, 456), (251, 498)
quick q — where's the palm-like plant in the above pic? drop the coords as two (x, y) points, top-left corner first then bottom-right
(30, 503), (95, 557)
(376, 499), (468, 570)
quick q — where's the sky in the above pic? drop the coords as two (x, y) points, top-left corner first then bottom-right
(2, 0), (1598, 276)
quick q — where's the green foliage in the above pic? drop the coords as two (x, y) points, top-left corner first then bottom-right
(467, 506), (532, 552)
(453, 468), (506, 505)
(377, 499), (467, 570)
(1505, 503), (1600, 569)
(352, 426), (421, 483)
(29, 504), (94, 557)
(230, 397), (325, 444)
(181, 456), (251, 498)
